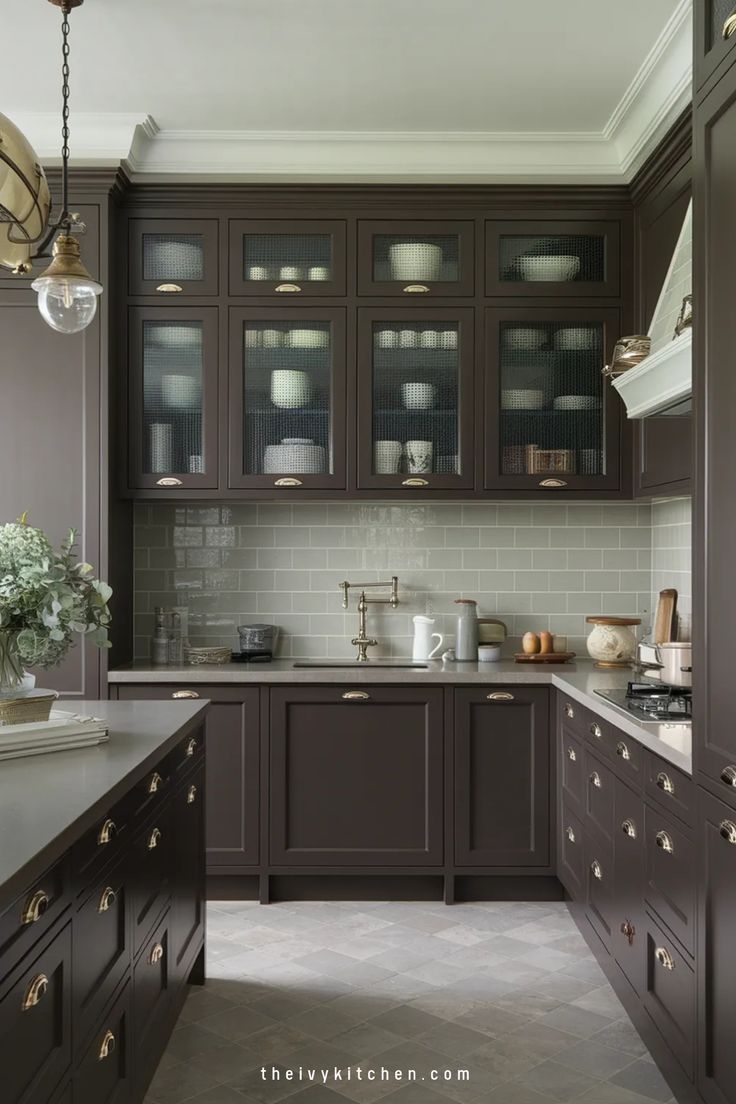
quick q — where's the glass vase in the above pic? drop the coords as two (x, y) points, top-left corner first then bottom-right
(0, 633), (25, 694)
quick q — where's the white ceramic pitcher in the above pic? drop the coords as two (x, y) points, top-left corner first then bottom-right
(412, 615), (444, 661)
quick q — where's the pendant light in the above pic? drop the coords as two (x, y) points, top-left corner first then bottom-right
(31, 0), (102, 334)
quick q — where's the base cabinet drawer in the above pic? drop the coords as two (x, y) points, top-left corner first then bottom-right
(585, 750), (615, 845)
(0, 922), (72, 1104)
(559, 804), (585, 901)
(73, 859), (130, 1051)
(131, 803), (173, 954)
(172, 768), (205, 981)
(644, 914), (695, 1079)
(133, 912), (171, 1096)
(74, 982), (132, 1104)
(560, 728), (585, 814)
(645, 754), (694, 828)
(585, 836), (614, 950)
(644, 804), (695, 957)
(612, 779), (646, 995)
(0, 857), (69, 986)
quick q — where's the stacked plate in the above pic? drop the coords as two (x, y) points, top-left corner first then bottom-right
(553, 395), (601, 411)
(501, 389), (545, 410)
(555, 327), (599, 351)
(263, 438), (327, 474)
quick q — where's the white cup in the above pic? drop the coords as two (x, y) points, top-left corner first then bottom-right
(405, 440), (433, 474)
(440, 329), (458, 349)
(279, 265), (302, 280)
(376, 329), (398, 348)
(271, 369), (313, 408)
(244, 328), (261, 348)
(188, 454), (204, 474)
(402, 382), (437, 410)
(247, 265), (269, 281)
(149, 423), (172, 473)
(308, 265), (330, 281)
(262, 329), (282, 348)
(288, 328), (327, 349)
(373, 440), (403, 474)
(399, 328), (418, 348)
(419, 330), (439, 349)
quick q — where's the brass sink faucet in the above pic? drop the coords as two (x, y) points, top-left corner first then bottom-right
(339, 577), (400, 661)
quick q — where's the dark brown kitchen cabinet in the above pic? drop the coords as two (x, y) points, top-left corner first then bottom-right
(612, 778), (646, 994)
(229, 219), (347, 297)
(635, 408), (692, 498)
(357, 220), (475, 296)
(171, 766), (205, 982)
(558, 803), (585, 900)
(697, 789), (736, 1104)
(130, 801), (173, 954)
(357, 307), (475, 491)
(132, 912), (172, 1098)
(643, 913), (696, 1080)
(128, 219), (219, 297)
(74, 981), (132, 1104)
(454, 687), (550, 867)
(269, 686), (444, 866)
(584, 834), (614, 950)
(127, 306), (219, 491)
(695, 0), (736, 91)
(228, 306), (347, 491)
(584, 749), (616, 847)
(73, 858), (130, 1052)
(485, 220), (620, 298)
(559, 726), (585, 817)
(484, 306), (624, 492)
(644, 803), (695, 957)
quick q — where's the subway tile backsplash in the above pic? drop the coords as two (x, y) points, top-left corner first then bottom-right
(133, 501), (656, 660)
(651, 496), (692, 640)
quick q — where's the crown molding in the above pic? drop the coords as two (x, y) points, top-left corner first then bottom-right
(8, 111), (151, 164)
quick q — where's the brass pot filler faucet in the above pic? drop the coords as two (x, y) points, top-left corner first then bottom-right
(339, 577), (400, 662)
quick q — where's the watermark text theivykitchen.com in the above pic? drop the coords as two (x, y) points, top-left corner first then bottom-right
(260, 1065), (471, 1086)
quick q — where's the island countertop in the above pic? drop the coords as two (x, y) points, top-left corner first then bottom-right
(0, 699), (207, 911)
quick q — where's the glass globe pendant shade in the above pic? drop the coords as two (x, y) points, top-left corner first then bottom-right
(31, 233), (102, 334)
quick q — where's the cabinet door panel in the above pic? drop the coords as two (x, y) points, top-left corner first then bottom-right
(612, 778), (646, 995)
(172, 766), (205, 980)
(584, 835), (614, 950)
(454, 688), (550, 867)
(129, 219), (219, 296)
(74, 981), (132, 1104)
(584, 750), (615, 846)
(229, 219), (347, 296)
(131, 803), (173, 953)
(358, 220), (475, 296)
(559, 726), (584, 816)
(558, 802), (585, 900)
(486, 220), (620, 297)
(133, 913), (171, 1097)
(644, 915), (695, 1080)
(74, 858), (130, 1050)
(269, 687), (443, 866)
(644, 804), (695, 957)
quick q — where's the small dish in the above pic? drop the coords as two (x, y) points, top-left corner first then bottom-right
(501, 389), (545, 410)
(555, 327), (598, 351)
(519, 255), (580, 282)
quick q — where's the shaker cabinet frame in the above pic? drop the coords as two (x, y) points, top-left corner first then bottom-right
(128, 218), (220, 297)
(357, 219), (475, 297)
(485, 219), (621, 298)
(228, 218), (348, 297)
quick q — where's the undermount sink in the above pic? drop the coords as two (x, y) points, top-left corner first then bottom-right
(292, 661), (428, 669)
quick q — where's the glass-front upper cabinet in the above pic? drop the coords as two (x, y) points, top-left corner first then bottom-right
(356, 309), (474, 491)
(484, 308), (622, 492)
(228, 308), (346, 490)
(128, 220), (219, 296)
(486, 221), (620, 297)
(695, 0), (736, 88)
(229, 220), (347, 296)
(358, 221), (475, 296)
(128, 307), (219, 490)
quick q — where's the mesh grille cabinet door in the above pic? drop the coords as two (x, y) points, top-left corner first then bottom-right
(128, 307), (219, 490)
(129, 220), (219, 296)
(358, 221), (475, 296)
(229, 220), (347, 296)
(486, 221), (620, 297)
(228, 307), (347, 490)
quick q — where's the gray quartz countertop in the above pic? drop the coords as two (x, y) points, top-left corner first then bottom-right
(0, 699), (207, 910)
(109, 659), (692, 775)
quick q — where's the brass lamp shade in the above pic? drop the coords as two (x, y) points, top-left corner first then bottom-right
(0, 112), (52, 273)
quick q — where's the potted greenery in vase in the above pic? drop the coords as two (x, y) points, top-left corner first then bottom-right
(0, 516), (112, 723)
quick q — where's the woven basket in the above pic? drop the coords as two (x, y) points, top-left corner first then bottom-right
(0, 689), (58, 727)
(185, 646), (231, 666)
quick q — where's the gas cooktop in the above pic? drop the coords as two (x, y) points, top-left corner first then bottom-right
(595, 681), (692, 725)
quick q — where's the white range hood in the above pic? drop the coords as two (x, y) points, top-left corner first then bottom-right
(613, 201), (692, 418)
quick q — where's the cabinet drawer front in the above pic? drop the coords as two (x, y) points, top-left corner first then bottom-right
(645, 805), (695, 956)
(0, 857), (69, 985)
(0, 922), (72, 1104)
(131, 803), (173, 954)
(133, 913), (171, 1092)
(172, 768), (205, 979)
(560, 728), (585, 813)
(73, 858), (130, 1049)
(558, 695), (586, 738)
(73, 798), (131, 894)
(74, 981), (132, 1104)
(584, 750), (615, 844)
(644, 914), (695, 1078)
(559, 803), (585, 901)
(645, 753), (694, 827)
(584, 835), (614, 950)
(612, 778), (646, 995)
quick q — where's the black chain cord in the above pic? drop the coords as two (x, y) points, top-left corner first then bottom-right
(60, 7), (71, 230)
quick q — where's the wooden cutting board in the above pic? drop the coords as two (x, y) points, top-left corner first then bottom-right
(652, 588), (678, 644)
(514, 652), (576, 664)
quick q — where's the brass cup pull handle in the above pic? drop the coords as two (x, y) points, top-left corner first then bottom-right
(655, 946), (675, 971)
(723, 10), (736, 38)
(148, 771), (164, 794)
(567, 746), (577, 761)
(22, 974), (49, 1011)
(173, 690), (199, 699)
(656, 830), (674, 854)
(185, 737), (198, 757)
(591, 860), (603, 881)
(719, 819), (736, 845)
(342, 690), (370, 701)
(590, 724), (602, 740)
(147, 828), (162, 850)
(274, 477), (303, 487)
(565, 826), (576, 843)
(149, 943), (164, 965)
(564, 703), (574, 718)
(98, 818), (117, 846)
(401, 477), (429, 487)
(275, 282), (302, 293)
(187, 784), (197, 804)
(98, 886), (117, 913)
(621, 818), (637, 839)
(539, 478), (567, 488)
(21, 889), (50, 925)
(403, 283), (430, 293)
(656, 772), (675, 795)
(98, 1029), (116, 1061)
(590, 771), (602, 789)
(616, 741), (631, 761)
(621, 920), (636, 946)
(156, 477), (183, 487)
(155, 282), (183, 293)
(487, 691), (514, 701)
(720, 765), (736, 787)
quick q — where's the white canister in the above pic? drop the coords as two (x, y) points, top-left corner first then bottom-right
(405, 440), (433, 474)
(398, 328), (418, 349)
(586, 619), (639, 667)
(478, 644), (502, 662)
(389, 242), (443, 281)
(376, 329), (398, 349)
(419, 329), (439, 349)
(271, 369), (313, 409)
(374, 440), (402, 474)
(262, 328), (282, 348)
(401, 382), (437, 410)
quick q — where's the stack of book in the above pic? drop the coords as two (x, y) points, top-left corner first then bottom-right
(0, 711), (109, 761)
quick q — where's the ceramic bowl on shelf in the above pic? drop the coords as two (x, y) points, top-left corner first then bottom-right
(552, 395), (601, 411)
(518, 255), (580, 282)
(398, 328), (418, 349)
(263, 438), (326, 474)
(401, 382), (437, 410)
(262, 329), (283, 348)
(287, 328), (328, 349)
(147, 238), (202, 280)
(161, 374), (201, 410)
(375, 329), (399, 349)
(419, 329), (440, 349)
(270, 369), (313, 408)
(279, 265), (303, 281)
(555, 327), (599, 351)
(308, 265), (330, 281)
(503, 327), (546, 351)
(246, 264), (269, 281)
(501, 389), (545, 410)
(440, 329), (458, 350)
(388, 242), (443, 281)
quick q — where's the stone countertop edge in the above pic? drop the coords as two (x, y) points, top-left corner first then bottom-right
(108, 659), (692, 777)
(0, 699), (208, 913)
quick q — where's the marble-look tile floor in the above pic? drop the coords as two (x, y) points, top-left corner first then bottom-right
(146, 901), (678, 1104)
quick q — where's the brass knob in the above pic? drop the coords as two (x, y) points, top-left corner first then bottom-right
(487, 691), (514, 701)
(148, 771), (164, 794)
(342, 690), (370, 701)
(97, 818), (117, 845)
(719, 819), (736, 845)
(402, 284), (430, 293)
(616, 741), (631, 761)
(401, 477), (429, 487)
(147, 827), (162, 850)
(590, 723), (602, 740)
(539, 478), (567, 488)
(621, 919), (636, 946)
(173, 690), (199, 699)
(22, 974), (49, 1011)
(723, 10), (736, 38)
(720, 765), (736, 787)
(565, 826), (576, 843)
(656, 772), (675, 795)
(655, 946), (675, 971)
(567, 746), (577, 761)
(590, 771), (602, 789)
(621, 818), (637, 839)
(275, 282), (302, 292)
(98, 1029), (116, 1060)
(656, 830), (674, 854)
(274, 477), (303, 487)
(21, 889), (49, 925)
(564, 703), (574, 718)
(187, 784), (197, 804)
(155, 477), (183, 487)
(98, 886), (117, 913)
(185, 737), (198, 757)
(591, 860), (603, 881)
(149, 943), (164, 965)
(155, 283), (183, 293)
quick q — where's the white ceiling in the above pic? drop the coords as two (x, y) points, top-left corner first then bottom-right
(1, 0), (692, 181)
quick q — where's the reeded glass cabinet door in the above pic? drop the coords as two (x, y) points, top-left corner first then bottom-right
(128, 307), (219, 490)
(358, 221), (475, 296)
(357, 309), (474, 490)
(486, 221), (620, 297)
(229, 220), (346, 296)
(484, 308), (622, 492)
(228, 308), (346, 489)
(128, 220), (219, 296)
(696, 0), (736, 88)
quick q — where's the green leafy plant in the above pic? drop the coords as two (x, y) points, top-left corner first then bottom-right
(0, 515), (112, 689)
